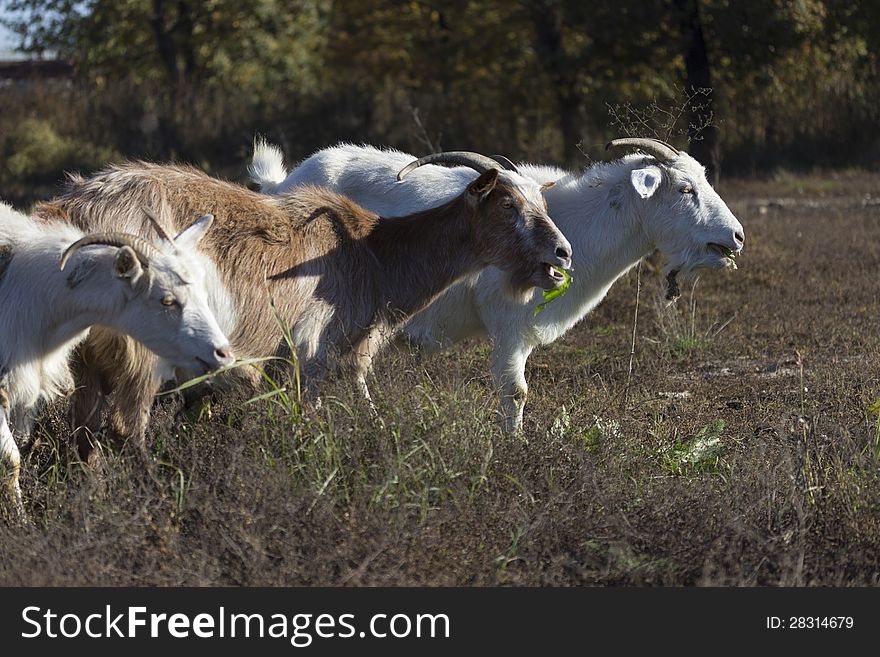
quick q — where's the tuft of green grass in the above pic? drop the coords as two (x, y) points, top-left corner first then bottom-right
(494, 527), (526, 574)
(672, 335), (707, 358)
(594, 324), (624, 336)
(868, 400), (880, 459)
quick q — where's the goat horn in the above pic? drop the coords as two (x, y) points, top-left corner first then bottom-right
(397, 151), (502, 180)
(143, 205), (175, 244)
(60, 233), (160, 271)
(605, 138), (680, 162)
(490, 154), (519, 172)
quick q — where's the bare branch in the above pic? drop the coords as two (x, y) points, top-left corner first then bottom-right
(407, 104), (441, 153)
(606, 86), (716, 145)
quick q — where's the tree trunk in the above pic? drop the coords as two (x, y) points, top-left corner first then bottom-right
(150, 0), (197, 160)
(526, 1), (582, 166)
(676, 0), (720, 184)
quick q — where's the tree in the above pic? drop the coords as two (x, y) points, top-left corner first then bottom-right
(675, 0), (717, 182)
(2, 0), (879, 181)
(3, 0), (329, 160)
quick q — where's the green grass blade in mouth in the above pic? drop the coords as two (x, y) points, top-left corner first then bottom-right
(156, 356), (288, 395)
(533, 267), (572, 316)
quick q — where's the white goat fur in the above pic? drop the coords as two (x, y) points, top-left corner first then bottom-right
(252, 142), (745, 432)
(0, 201), (233, 518)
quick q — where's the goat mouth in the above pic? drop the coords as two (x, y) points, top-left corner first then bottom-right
(544, 263), (566, 285)
(708, 243), (738, 266)
(195, 357), (219, 374)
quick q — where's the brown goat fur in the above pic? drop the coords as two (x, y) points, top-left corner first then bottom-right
(36, 162), (567, 449)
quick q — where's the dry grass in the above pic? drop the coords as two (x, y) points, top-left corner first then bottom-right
(3, 175), (880, 585)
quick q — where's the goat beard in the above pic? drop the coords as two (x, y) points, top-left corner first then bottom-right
(665, 269), (681, 303)
(641, 250), (683, 304)
(662, 264), (705, 305)
(654, 248), (704, 304)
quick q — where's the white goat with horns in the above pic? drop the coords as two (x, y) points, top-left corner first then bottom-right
(251, 138), (745, 433)
(0, 200), (234, 519)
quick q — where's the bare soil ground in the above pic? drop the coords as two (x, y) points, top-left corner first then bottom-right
(2, 173), (880, 586)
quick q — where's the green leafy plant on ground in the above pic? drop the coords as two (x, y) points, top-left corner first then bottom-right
(548, 406), (621, 453)
(868, 399), (880, 459)
(661, 419), (726, 475)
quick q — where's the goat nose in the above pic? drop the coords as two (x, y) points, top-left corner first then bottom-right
(556, 245), (572, 260)
(215, 345), (234, 363)
(734, 230), (745, 247)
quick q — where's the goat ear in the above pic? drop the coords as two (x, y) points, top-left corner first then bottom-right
(174, 213), (214, 250)
(468, 169), (499, 202)
(630, 167), (662, 199)
(113, 246), (142, 280)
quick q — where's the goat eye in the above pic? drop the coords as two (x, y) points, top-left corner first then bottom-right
(162, 295), (176, 307)
(680, 185), (693, 194)
(501, 198), (513, 208)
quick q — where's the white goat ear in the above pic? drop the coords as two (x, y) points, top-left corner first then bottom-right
(174, 213), (214, 249)
(113, 246), (142, 280)
(630, 167), (662, 199)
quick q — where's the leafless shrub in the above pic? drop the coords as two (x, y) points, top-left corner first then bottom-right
(607, 86), (715, 143)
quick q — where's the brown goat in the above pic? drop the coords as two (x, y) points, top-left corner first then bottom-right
(35, 162), (571, 453)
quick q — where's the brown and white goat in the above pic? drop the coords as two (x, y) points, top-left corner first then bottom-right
(36, 160), (571, 450)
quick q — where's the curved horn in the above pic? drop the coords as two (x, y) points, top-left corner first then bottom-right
(397, 151), (502, 180)
(59, 233), (160, 271)
(606, 137), (680, 162)
(143, 206), (175, 244)
(490, 154), (519, 172)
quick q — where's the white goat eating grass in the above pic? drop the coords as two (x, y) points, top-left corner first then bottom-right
(0, 201), (233, 519)
(251, 138), (745, 432)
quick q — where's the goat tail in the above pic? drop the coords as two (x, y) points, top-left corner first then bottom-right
(249, 138), (288, 194)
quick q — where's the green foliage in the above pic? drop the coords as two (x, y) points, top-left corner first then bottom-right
(3, 118), (119, 183)
(533, 267), (573, 316)
(0, 0), (878, 195)
(869, 399), (880, 459)
(672, 335), (707, 358)
(548, 406), (619, 453)
(662, 419), (726, 474)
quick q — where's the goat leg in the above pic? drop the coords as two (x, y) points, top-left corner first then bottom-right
(0, 404), (26, 522)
